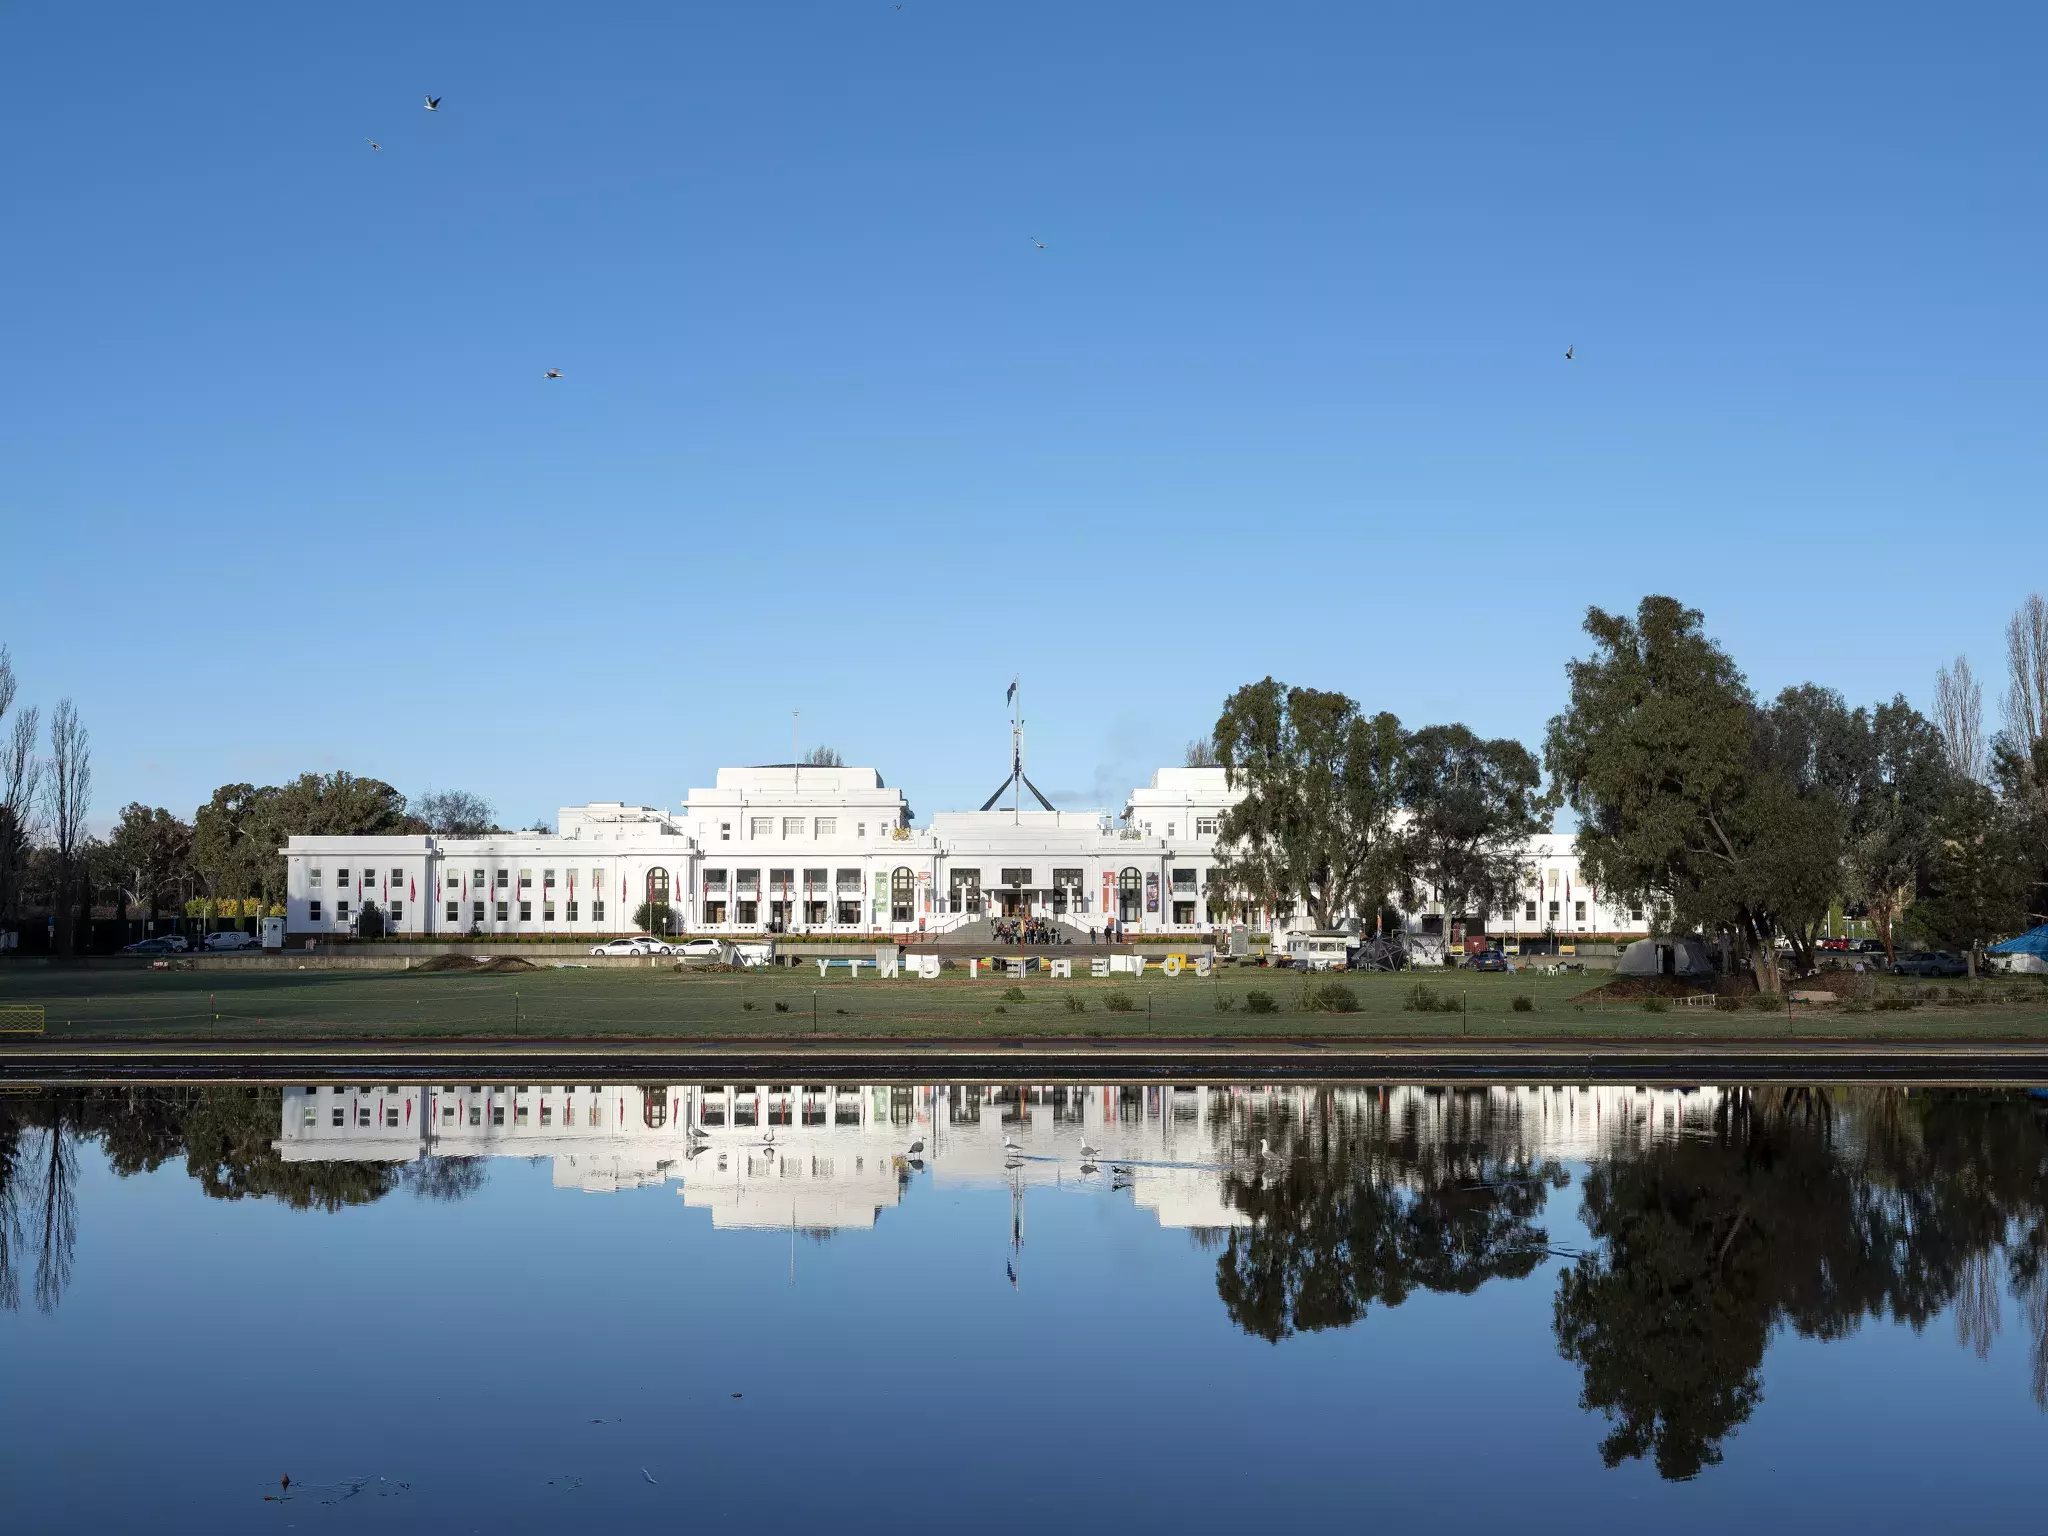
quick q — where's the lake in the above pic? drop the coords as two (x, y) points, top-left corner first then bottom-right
(3, 1079), (2045, 1531)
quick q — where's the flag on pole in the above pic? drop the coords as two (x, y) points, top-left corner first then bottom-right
(1006, 678), (1016, 705)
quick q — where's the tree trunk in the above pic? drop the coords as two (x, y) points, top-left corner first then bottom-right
(1744, 916), (1780, 995)
(1874, 899), (1896, 965)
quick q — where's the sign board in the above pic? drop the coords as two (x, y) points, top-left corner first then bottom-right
(1144, 871), (1159, 913)
(1229, 924), (1250, 958)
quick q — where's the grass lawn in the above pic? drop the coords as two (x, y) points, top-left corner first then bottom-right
(4, 964), (2048, 1042)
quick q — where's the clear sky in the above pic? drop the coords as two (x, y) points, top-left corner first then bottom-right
(3, 2), (2041, 830)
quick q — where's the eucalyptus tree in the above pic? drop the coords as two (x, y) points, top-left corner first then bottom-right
(1398, 724), (1548, 944)
(1211, 679), (1405, 931)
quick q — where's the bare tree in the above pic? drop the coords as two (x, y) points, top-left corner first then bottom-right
(0, 647), (41, 927)
(1184, 736), (1220, 768)
(42, 700), (91, 955)
(2005, 594), (2048, 763)
(799, 745), (843, 767)
(414, 787), (495, 836)
(1933, 655), (1985, 783)
(28, 1120), (77, 1313)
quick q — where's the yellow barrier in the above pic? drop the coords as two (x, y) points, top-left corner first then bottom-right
(0, 1006), (46, 1035)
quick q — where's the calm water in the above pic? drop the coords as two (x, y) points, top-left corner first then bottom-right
(3, 1080), (2046, 1531)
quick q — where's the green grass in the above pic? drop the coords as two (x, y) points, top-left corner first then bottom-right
(5, 965), (2048, 1042)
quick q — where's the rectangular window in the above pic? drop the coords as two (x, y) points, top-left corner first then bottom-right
(539, 1103), (553, 1126)
(719, 821), (732, 841)
(704, 900), (728, 923)
(836, 869), (860, 893)
(518, 870), (532, 891)
(542, 903), (555, 922)
(496, 870), (509, 889)
(1171, 867), (1196, 892)
(592, 899), (606, 922)
(472, 869), (484, 887)
(1001, 868), (1033, 888)
(543, 870), (556, 889)
(497, 900), (510, 922)
(815, 817), (837, 836)
(468, 1105), (481, 1126)
(704, 869), (729, 891)
(590, 868), (606, 894)
(837, 900), (860, 925)
(1630, 905), (1645, 923)
(389, 901), (403, 924)
(803, 867), (828, 898)
(473, 900), (485, 922)
(1524, 901), (1537, 921)
(519, 901), (532, 922)
(446, 901), (459, 922)
(1195, 816), (1219, 837)
(783, 816), (805, 838)
(751, 816), (773, 838)
(736, 900), (758, 924)
(389, 868), (403, 884)
(1574, 901), (1586, 922)
(566, 900), (579, 921)
(336, 899), (350, 920)
(857, 823), (867, 839)
(491, 1105), (505, 1127)
(337, 868), (350, 885)
(309, 868), (322, 888)
(309, 900), (323, 921)
(1548, 901), (1560, 921)
(1173, 901), (1195, 924)
(736, 869), (760, 896)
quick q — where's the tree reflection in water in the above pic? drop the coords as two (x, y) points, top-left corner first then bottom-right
(0, 1086), (476, 1312)
(1212, 1088), (1568, 1342)
(1552, 1087), (2048, 1479)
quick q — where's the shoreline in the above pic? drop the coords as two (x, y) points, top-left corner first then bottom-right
(8, 1034), (2048, 1085)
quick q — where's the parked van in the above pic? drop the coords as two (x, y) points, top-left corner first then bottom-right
(1284, 931), (1355, 971)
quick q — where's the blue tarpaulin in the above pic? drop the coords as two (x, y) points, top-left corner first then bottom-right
(1987, 924), (2048, 958)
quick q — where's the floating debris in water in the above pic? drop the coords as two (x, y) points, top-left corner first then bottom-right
(265, 1475), (411, 1505)
(642, 1468), (660, 1484)
(547, 1475), (585, 1492)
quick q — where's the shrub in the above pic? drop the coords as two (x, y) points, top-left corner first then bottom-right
(1715, 996), (1743, 1013)
(1641, 996), (1668, 1014)
(993, 1005), (1007, 1014)
(1403, 984), (1459, 1014)
(1872, 991), (1918, 1012)
(1064, 995), (1086, 1013)
(773, 1000), (789, 1013)
(1002, 986), (1027, 1003)
(1104, 990), (1137, 1013)
(1749, 991), (1781, 1011)
(1511, 994), (1533, 1013)
(1213, 992), (1237, 1013)
(1244, 990), (1279, 1015)
(1304, 980), (1359, 1014)
(741, 1000), (754, 1011)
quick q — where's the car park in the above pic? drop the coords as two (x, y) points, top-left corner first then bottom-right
(121, 935), (191, 954)
(201, 931), (261, 951)
(1889, 950), (1967, 978)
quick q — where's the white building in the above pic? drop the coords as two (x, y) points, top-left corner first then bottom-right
(280, 763), (1649, 948)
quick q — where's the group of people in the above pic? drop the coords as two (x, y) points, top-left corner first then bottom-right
(991, 914), (1072, 946)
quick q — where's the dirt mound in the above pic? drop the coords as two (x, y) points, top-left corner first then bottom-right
(415, 954), (539, 974)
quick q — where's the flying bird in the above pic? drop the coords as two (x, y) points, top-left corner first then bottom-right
(424, 95), (442, 111)
(366, 139), (381, 151)
(544, 368), (563, 380)
(1030, 237), (1045, 250)
(1006, 1261), (1017, 1288)
(1564, 344), (1574, 361)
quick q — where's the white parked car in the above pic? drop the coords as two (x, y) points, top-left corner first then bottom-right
(201, 931), (261, 951)
(589, 936), (675, 957)
(673, 938), (724, 961)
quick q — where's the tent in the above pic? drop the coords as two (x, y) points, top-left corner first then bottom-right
(1615, 936), (1717, 979)
(1987, 925), (2048, 976)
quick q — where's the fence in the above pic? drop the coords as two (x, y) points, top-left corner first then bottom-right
(0, 1006), (46, 1034)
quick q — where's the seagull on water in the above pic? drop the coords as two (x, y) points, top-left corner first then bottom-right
(1079, 1142), (1100, 1159)
(425, 95), (442, 111)
(907, 1139), (924, 1155)
(1002, 1137), (1022, 1151)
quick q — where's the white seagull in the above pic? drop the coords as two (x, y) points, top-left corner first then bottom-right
(1079, 1143), (1100, 1159)
(366, 139), (382, 151)
(1564, 344), (1574, 361)
(424, 95), (442, 111)
(544, 368), (563, 380)
(1029, 237), (1045, 250)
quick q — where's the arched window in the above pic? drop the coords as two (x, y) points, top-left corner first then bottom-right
(890, 867), (915, 924)
(646, 868), (670, 905)
(1118, 867), (1142, 923)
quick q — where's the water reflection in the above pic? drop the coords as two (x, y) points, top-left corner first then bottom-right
(4, 1079), (2047, 1481)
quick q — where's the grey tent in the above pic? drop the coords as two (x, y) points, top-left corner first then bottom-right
(1615, 936), (1716, 979)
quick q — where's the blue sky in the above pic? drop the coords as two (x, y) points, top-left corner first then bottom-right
(3, 2), (2041, 829)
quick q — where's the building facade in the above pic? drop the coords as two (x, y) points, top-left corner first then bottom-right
(280, 763), (1651, 947)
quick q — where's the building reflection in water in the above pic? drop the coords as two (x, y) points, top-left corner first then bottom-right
(6, 1080), (2047, 1481)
